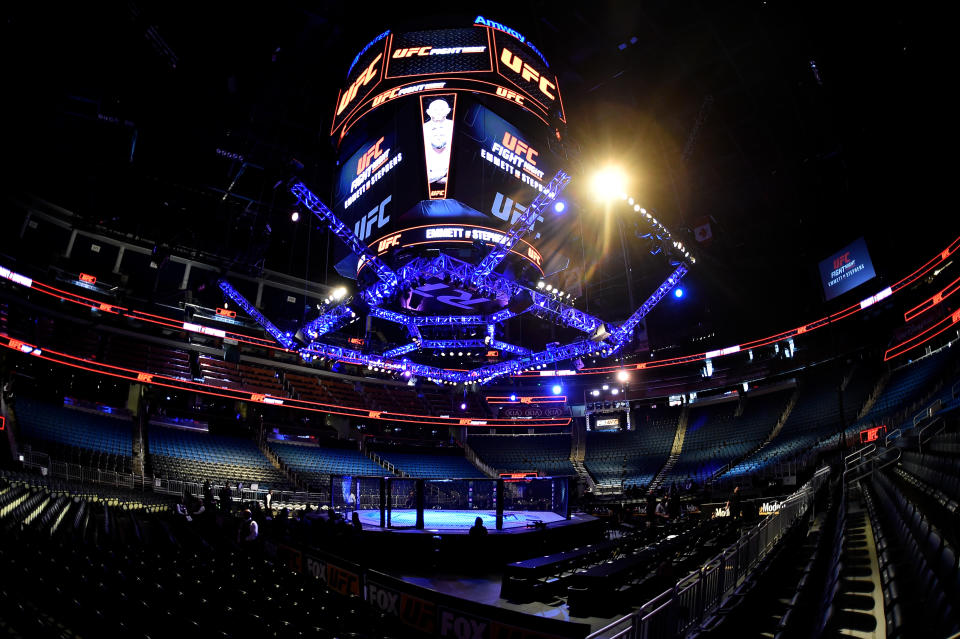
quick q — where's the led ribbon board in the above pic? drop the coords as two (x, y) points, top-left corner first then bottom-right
(331, 24), (565, 141)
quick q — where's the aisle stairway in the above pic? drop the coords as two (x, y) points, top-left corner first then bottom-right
(648, 406), (688, 492)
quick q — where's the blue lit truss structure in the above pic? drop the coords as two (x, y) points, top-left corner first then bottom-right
(218, 178), (688, 385)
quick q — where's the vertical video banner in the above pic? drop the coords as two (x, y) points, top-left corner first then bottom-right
(420, 94), (457, 199)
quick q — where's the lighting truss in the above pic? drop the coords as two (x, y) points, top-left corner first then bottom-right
(218, 281), (295, 349)
(301, 304), (356, 339)
(471, 170), (571, 284)
(218, 179), (691, 385)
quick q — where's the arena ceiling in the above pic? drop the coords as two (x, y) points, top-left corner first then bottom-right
(3, 2), (952, 358)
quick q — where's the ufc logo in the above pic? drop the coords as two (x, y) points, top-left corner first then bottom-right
(368, 411), (382, 419)
(527, 247), (541, 266)
(495, 87), (525, 105)
(137, 373), (154, 383)
(327, 565), (360, 596)
(378, 233), (401, 253)
(355, 195), (392, 241)
(500, 47), (555, 99)
(491, 192), (543, 230)
(393, 47), (431, 58)
(833, 252), (851, 270)
(250, 393), (266, 403)
(337, 54), (381, 116)
(501, 132), (538, 165)
(357, 137), (385, 174)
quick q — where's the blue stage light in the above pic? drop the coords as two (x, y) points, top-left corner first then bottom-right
(674, 288), (684, 299)
(552, 384), (562, 395)
(553, 201), (566, 213)
(460, 402), (467, 410)
(510, 394), (517, 401)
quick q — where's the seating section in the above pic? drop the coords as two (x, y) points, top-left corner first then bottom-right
(15, 397), (133, 472)
(671, 390), (791, 484)
(469, 434), (575, 476)
(149, 427), (291, 489)
(269, 442), (385, 486)
(846, 351), (949, 437)
(866, 463), (960, 637)
(106, 335), (191, 379)
(375, 450), (483, 478)
(584, 405), (679, 490)
(722, 366), (874, 479)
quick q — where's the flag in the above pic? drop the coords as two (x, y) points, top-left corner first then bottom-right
(693, 216), (713, 246)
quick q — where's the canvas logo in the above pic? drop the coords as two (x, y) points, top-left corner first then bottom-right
(408, 283), (491, 310)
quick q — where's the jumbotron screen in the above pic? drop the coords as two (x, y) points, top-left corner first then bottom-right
(330, 19), (568, 287)
(331, 18), (565, 140)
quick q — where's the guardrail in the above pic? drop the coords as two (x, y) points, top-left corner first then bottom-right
(588, 466), (830, 639)
(20, 451), (330, 507)
(918, 417), (945, 454)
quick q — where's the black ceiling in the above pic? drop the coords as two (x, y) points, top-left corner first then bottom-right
(3, 1), (955, 351)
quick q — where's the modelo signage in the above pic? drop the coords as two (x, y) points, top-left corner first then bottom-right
(818, 237), (877, 301)
(331, 23), (565, 141)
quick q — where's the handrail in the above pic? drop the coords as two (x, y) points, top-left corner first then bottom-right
(843, 446), (901, 485)
(588, 466), (830, 639)
(918, 417), (945, 454)
(844, 444), (875, 470)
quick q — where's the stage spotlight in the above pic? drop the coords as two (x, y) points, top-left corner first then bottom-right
(545, 284), (553, 292)
(553, 201), (566, 213)
(602, 384), (609, 390)
(458, 352), (463, 356)
(537, 280), (546, 289)
(552, 384), (562, 395)
(591, 167), (627, 201)
(290, 211), (300, 222)
(332, 286), (348, 300)
(611, 388), (619, 395)
(633, 204), (641, 212)
(460, 402), (467, 410)
(674, 288), (684, 299)
(617, 370), (630, 382)
(591, 389), (600, 397)
(510, 394), (517, 401)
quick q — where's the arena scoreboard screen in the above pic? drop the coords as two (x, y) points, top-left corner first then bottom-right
(330, 18), (569, 306)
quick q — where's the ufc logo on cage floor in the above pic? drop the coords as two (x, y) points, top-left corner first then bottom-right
(354, 195), (392, 241)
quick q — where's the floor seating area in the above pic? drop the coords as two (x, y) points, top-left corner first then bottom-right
(468, 433), (575, 476)
(15, 397), (133, 473)
(584, 406), (679, 490)
(0, 474), (386, 639)
(149, 427), (291, 489)
(374, 449), (482, 478)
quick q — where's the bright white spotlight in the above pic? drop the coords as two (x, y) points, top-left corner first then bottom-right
(537, 280), (546, 289)
(602, 384), (609, 390)
(611, 388), (619, 395)
(591, 389), (600, 397)
(552, 384), (562, 395)
(332, 287), (348, 300)
(554, 201), (566, 213)
(591, 167), (627, 201)
(617, 369), (630, 382)
(290, 211), (300, 222)
(633, 204), (641, 212)
(545, 284), (553, 292)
